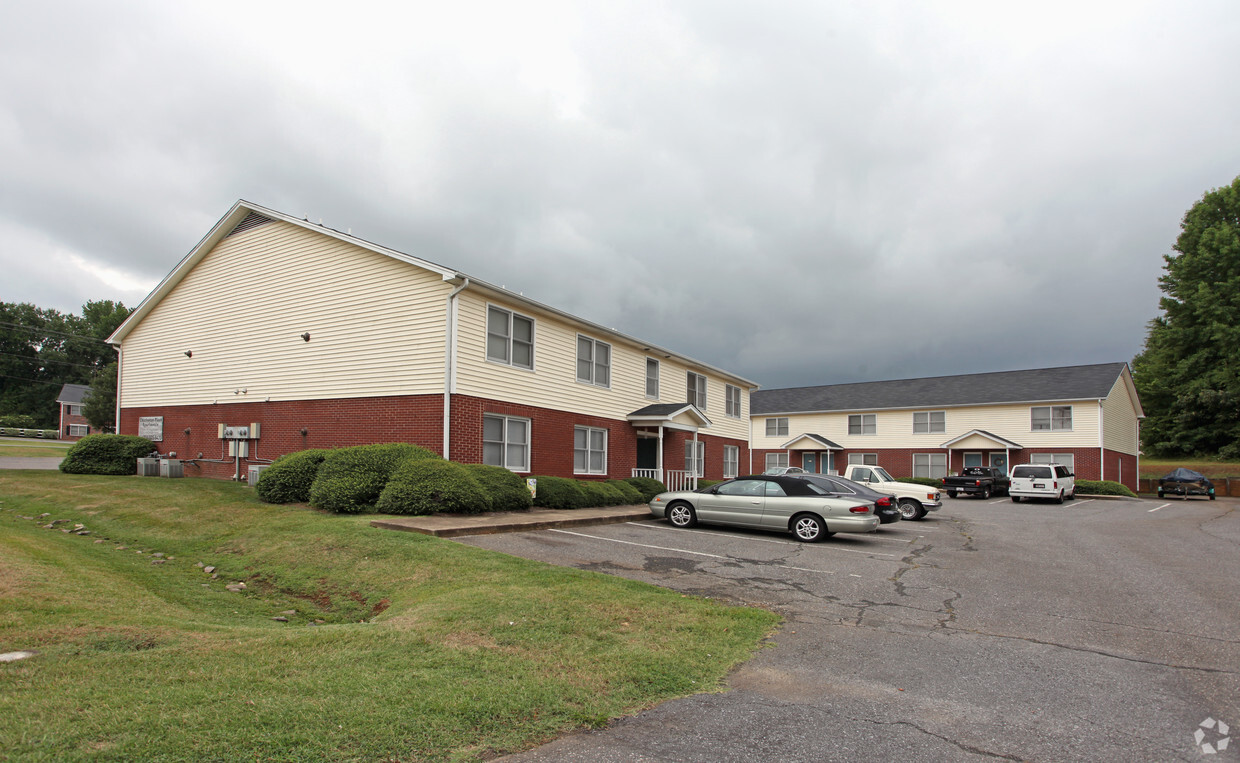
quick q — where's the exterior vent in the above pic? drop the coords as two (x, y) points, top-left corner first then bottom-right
(247, 464), (269, 487)
(136, 458), (160, 477)
(226, 211), (273, 238)
(159, 459), (184, 478)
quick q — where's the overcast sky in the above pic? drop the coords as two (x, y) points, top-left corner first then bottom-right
(2, 0), (1237, 389)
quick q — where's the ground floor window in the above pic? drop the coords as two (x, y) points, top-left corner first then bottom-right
(765, 452), (788, 471)
(1030, 453), (1074, 471)
(68, 424), (89, 437)
(723, 445), (739, 478)
(848, 452), (878, 466)
(573, 426), (607, 475)
(483, 414), (529, 472)
(685, 440), (705, 477)
(914, 453), (947, 479)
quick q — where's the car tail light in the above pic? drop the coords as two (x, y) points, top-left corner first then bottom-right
(975, 480), (982, 487)
(875, 496), (892, 508)
(849, 504), (870, 514)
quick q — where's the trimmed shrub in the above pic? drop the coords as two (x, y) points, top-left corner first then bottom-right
(1075, 479), (1138, 498)
(309, 443), (440, 514)
(59, 434), (155, 475)
(464, 464), (533, 512)
(531, 476), (588, 509)
(578, 480), (626, 507)
(697, 479), (723, 490)
(255, 449), (331, 504)
(606, 479), (645, 505)
(376, 459), (492, 515)
(624, 476), (667, 502)
(904, 477), (946, 489)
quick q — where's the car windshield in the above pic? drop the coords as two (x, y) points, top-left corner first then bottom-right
(1012, 466), (1052, 479)
(872, 467), (895, 482)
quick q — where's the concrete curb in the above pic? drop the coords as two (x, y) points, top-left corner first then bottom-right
(370, 505), (651, 538)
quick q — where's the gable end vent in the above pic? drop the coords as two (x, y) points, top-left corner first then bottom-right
(226, 211), (274, 237)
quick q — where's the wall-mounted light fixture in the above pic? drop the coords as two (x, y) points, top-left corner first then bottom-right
(183, 428), (191, 436)
(299, 428), (309, 436)
(301, 332), (311, 342)
(184, 350), (192, 358)
(234, 388), (247, 395)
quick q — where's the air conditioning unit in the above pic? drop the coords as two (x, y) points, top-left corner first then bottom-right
(136, 458), (160, 477)
(159, 459), (184, 478)
(247, 464), (269, 487)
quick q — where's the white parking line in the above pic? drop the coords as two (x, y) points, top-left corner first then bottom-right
(549, 529), (838, 575)
(988, 499), (1009, 505)
(1148, 503), (1172, 513)
(627, 522), (898, 556)
(1069, 499), (1095, 507)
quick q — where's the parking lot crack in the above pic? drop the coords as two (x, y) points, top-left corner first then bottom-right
(860, 718), (1022, 760)
(965, 629), (1240, 674)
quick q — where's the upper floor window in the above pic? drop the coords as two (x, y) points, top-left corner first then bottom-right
(1031, 406), (1072, 431)
(913, 411), (945, 434)
(687, 372), (707, 409)
(765, 417), (789, 437)
(726, 385), (742, 418)
(576, 335), (611, 388)
(848, 414), (876, 435)
(68, 405), (83, 416)
(645, 358), (660, 398)
(486, 306), (534, 370)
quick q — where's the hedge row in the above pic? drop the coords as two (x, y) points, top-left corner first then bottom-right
(529, 476), (664, 510)
(1075, 479), (1138, 497)
(59, 434), (156, 475)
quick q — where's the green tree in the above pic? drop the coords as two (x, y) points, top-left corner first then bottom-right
(84, 360), (118, 432)
(1132, 175), (1240, 458)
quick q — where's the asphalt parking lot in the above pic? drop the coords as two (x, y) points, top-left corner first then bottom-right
(463, 493), (1240, 762)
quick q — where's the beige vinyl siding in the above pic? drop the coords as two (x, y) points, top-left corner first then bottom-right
(1101, 375), (1140, 455)
(121, 221), (450, 407)
(454, 291), (749, 441)
(751, 402), (1101, 451)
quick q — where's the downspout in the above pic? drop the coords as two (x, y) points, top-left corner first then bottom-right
(113, 345), (123, 434)
(1098, 400), (1105, 482)
(443, 277), (470, 460)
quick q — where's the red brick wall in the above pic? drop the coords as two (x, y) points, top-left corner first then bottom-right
(121, 393), (749, 482)
(1102, 449), (1138, 491)
(60, 405), (92, 440)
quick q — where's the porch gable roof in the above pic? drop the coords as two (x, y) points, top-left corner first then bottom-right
(940, 429), (1023, 450)
(780, 433), (843, 450)
(627, 403), (712, 430)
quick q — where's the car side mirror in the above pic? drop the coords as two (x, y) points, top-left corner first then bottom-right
(709, 487), (720, 494)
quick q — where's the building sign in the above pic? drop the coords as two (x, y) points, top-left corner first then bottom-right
(138, 417), (164, 442)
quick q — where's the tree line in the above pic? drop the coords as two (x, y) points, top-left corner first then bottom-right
(0, 300), (130, 432)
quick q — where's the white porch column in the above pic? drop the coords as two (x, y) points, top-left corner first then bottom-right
(657, 425), (664, 482)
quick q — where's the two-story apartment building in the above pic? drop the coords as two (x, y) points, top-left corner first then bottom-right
(750, 364), (1143, 491)
(56, 383), (94, 440)
(107, 201), (755, 485)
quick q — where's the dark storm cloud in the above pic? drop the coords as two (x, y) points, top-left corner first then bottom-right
(2, 0), (1237, 389)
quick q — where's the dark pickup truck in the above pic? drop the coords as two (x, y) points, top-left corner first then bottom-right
(942, 467), (1010, 498)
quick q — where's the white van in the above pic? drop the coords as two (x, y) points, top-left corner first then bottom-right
(1009, 464), (1075, 503)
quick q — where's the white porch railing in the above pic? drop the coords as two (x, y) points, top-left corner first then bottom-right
(632, 468), (698, 492)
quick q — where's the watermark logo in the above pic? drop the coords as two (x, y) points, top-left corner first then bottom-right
(1194, 717), (1230, 755)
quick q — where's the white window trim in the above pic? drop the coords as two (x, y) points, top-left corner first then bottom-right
(68, 405), (83, 416)
(482, 413), (530, 473)
(913, 452), (947, 479)
(485, 304), (536, 372)
(723, 445), (739, 478)
(765, 417), (788, 437)
(575, 334), (612, 389)
(726, 385), (742, 418)
(1031, 405), (1073, 431)
(687, 372), (707, 410)
(68, 424), (89, 436)
(848, 414), (876, 436)
(765, 452), (789, 470)
(963, 451), (983, 467)
(645, 358), (660, 400)
(573, 425), (608, 475)
(848, 452), (878, 466)
(913, 410), (946, 434)
(685, 440), (705, 477)
(1030, 452), (1075, 469)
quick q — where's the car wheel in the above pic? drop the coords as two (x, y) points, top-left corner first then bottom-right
(1066, 488), (1075, 500)
(1011, 495), (1020, 503)
(791, 514), (831, 542)
(980, 487), (991, 499)
(1157, 489), (1164, 498)
(1054, 490), (1064, 505)
(1209, 493), (1216, 500)
(898, 499), (926, 520)
(667, 502), (697, 528)
(947, 491), (957, 499)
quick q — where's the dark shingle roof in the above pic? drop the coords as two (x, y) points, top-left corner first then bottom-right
(56, 384), (92, 405)
(751, 363), (1128, 415)
(629, 403), (694, 417)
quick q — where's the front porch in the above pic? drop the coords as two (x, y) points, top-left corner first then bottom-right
(627, 403), (712, 492)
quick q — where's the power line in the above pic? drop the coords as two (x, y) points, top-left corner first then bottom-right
(0, 351), (106, 370)
(0, 320), (114, 344)
(0, 374), (75, 389)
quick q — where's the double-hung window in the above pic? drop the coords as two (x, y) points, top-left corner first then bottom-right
(848, 414), (876, 435)
(685, 440), (705, 477)
(913, 411), (945, 434)
(725, 385), (742, 417)
(914, 453), (947, 479)
(765, 452), (789, 470)
(1031, 406), (1072, 431)
(69, 405), (83, 416)
(723, 445), (739, 478)
(1030, 452), (1075, 470)
(645, 358), (660, 398)
(486, 306), (534, 369)
(68, 424), (88, 437)
(848, 452), (878, 466)
(483, 414), (529, 472)
(576, 335), (611, 387)
(573, 426), (608, 475)
(687, 372), (707, 409)
(765, 417), (789, 437)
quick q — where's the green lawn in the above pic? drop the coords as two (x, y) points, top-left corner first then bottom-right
(0, 439), (73, 458)
(1139, 458), (1240, 479)
(0, 472), (779, 761)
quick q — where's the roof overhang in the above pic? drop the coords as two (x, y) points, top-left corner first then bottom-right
(627, 404), (712, 431)
(941, 429), (1023, 450)
(780, 433), (843, 450)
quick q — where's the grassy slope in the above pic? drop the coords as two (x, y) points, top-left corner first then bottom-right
(1139, 458), (1240, 479)
(0, 472), (778, 762)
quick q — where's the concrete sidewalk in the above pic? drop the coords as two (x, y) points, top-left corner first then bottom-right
(371, 505), (650, 537)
